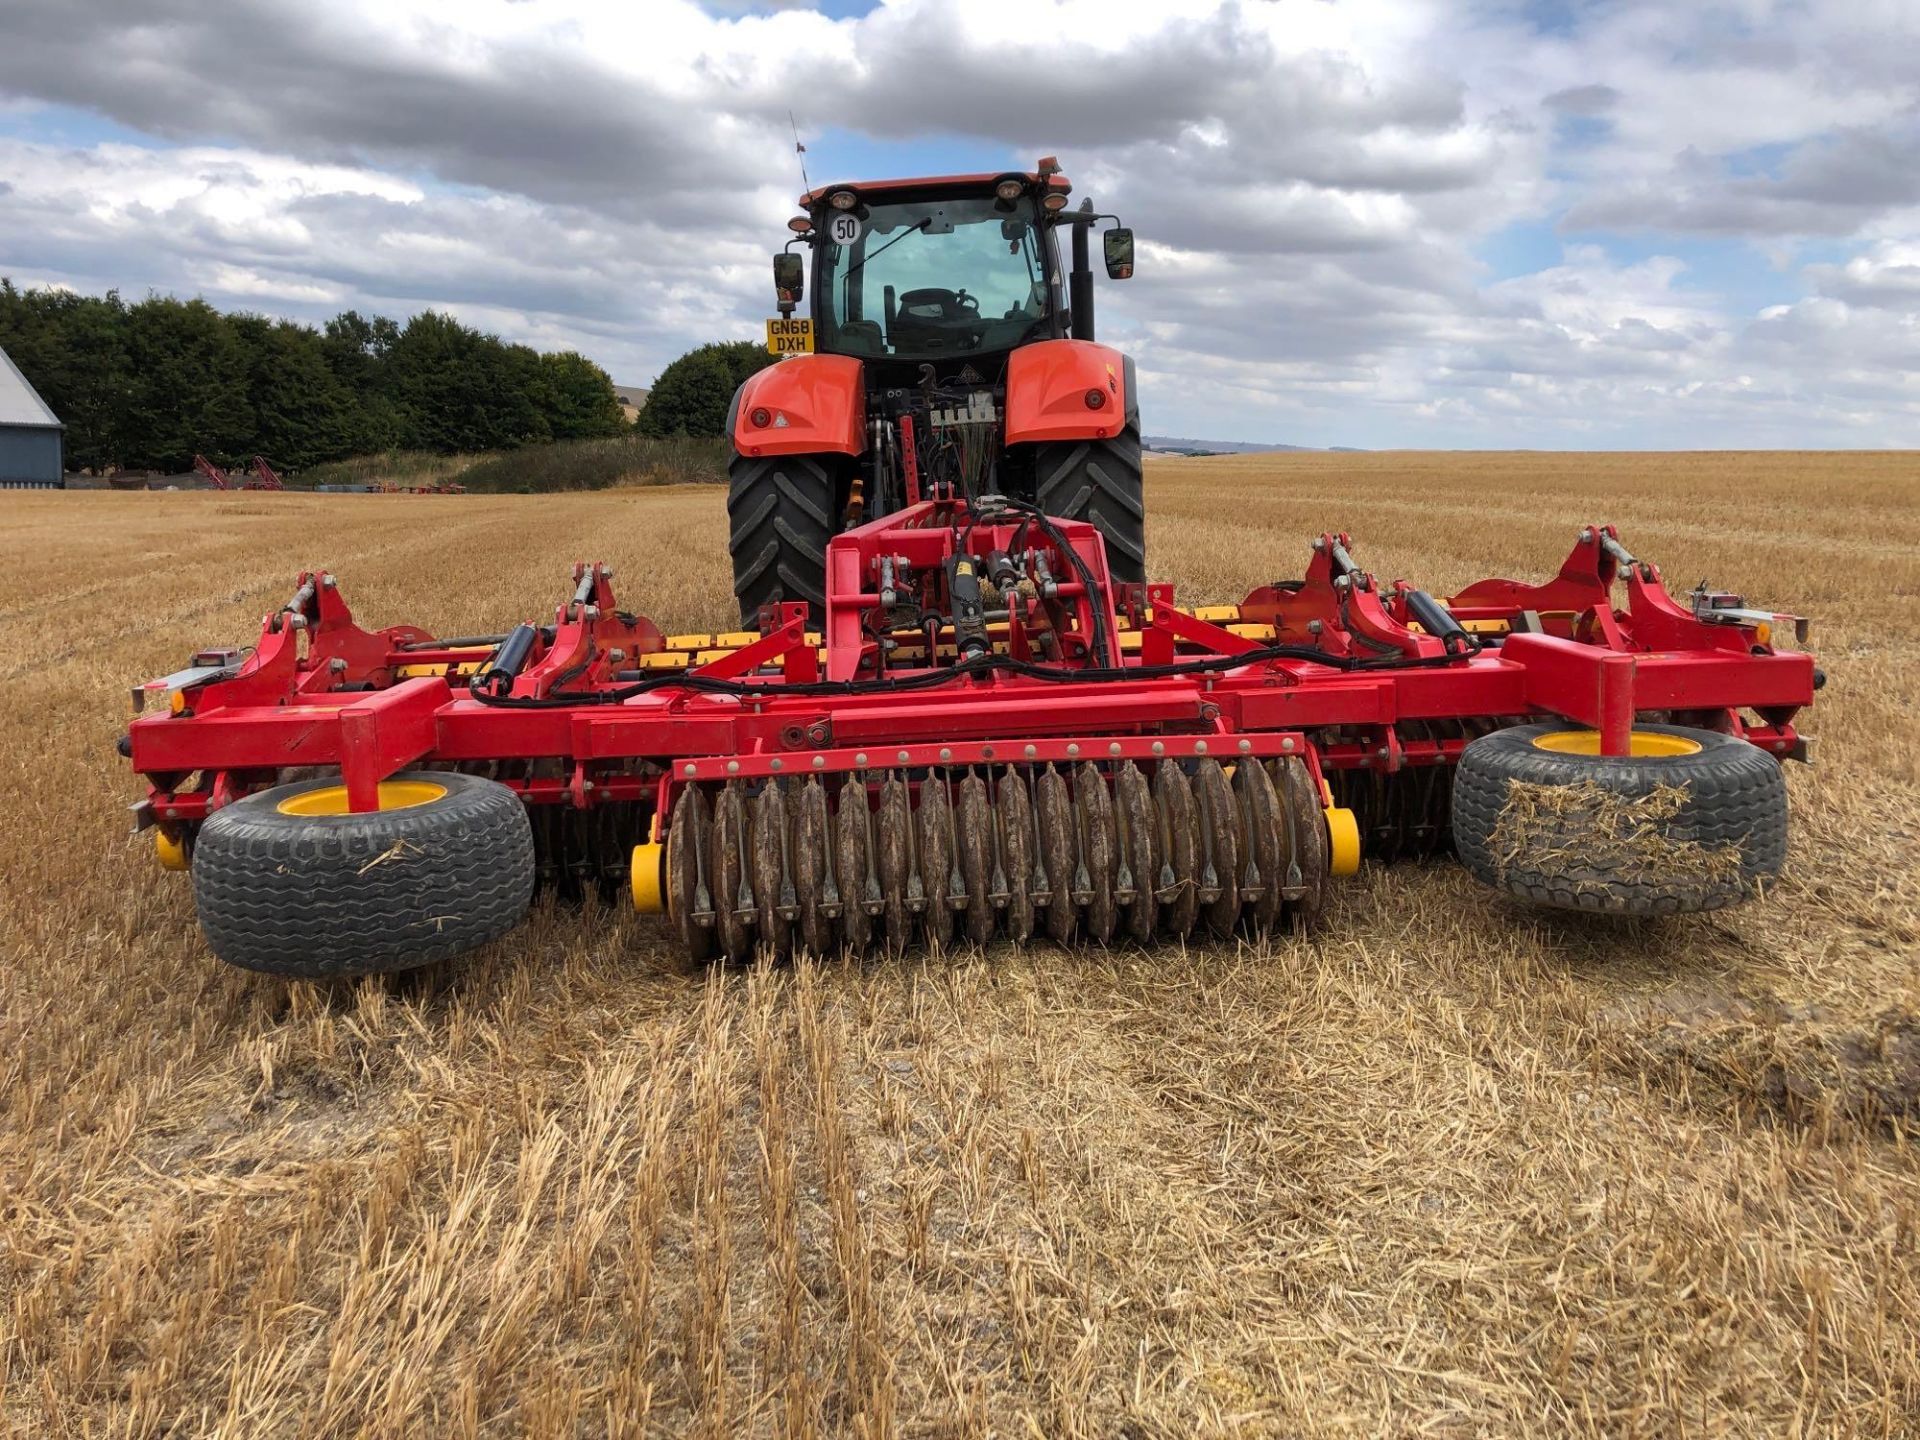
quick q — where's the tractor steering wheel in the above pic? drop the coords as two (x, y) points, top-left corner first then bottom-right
(899, 288), (979, 322)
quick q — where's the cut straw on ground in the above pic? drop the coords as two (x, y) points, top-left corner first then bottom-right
(2, 451), (1917, 1435)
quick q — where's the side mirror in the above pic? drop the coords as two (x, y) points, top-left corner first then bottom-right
(773, 252), (804, 309)
(1103, 227), (1135, 281)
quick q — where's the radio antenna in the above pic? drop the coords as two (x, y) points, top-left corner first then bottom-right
(788, 110), (813, 199)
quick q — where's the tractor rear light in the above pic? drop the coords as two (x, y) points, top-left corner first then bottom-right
(828, 190), (858, 210)
(750, 407), (772, 428)
(1043, 191), (1068, 212)
(787, 215), (812, 233)
(1084, 388), (1106, 410)
(995, 178), (1025, 201)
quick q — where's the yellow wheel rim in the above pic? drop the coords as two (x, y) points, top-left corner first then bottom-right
(275, 779), (448, 816)
(1324, 805), (1361, 877)
(631, 840), (667, 915)
(1532, 730), (1702, 758)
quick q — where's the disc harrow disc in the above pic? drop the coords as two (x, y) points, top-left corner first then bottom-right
(1153, 761), (1199, 939)
(711, 782), (753, 959)
(1114, 762), (1158, 944)
(996, 769), (1035, 944)
(955, 772), (996, 945)
(750, 782), (795, 957)
(1035, 766), (1077, 945)
(835, 779), (874, 955)
(917, 774), (954, 951)
(1194, 759), (1241, 937)
(1236, 756), (1284, 935)
(1276, 757), (1328, 931)
(877, 773), (913, 953)
(668, 783), (714, 962)
(793, 777), (834, 957)
(1074, 762), (1118, 946)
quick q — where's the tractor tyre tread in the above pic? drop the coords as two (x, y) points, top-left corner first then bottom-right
(1451, 723), (1787, 916)
(728, 452), (837, 625)
(191, 771), (535, 977)
(1033, 427), (1147, 583)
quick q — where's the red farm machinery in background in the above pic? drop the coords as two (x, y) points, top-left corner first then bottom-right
(192, 454), (286, 491)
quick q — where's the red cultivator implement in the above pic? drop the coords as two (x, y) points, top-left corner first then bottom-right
(125, 496), (1818, 978)
(191, 454), (286, 491)
(127, 158), (1818, 977)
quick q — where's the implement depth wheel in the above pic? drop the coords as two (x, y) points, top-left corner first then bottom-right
(1451, 723), (1787, 916)
(192, 772), (535, 977)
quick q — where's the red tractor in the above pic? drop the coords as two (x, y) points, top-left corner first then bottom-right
(726, 158), (1142, 624)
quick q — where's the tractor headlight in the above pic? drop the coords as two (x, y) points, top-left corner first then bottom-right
(828, 190), (858, 211)
(1042, 191), (1068, 212)
(995, 178), (1025, 202)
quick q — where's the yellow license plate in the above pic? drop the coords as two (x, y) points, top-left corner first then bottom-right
(765, 317), (813, 355)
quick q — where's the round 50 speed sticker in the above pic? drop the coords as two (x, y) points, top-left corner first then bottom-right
(827, 212), (862, 246)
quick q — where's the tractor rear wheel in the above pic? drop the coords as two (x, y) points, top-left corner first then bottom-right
(1033, 427), (1147, 584)
(728, 451), (839, 626)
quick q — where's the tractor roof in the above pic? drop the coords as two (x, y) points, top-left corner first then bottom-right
(800, 170), (1072, 207)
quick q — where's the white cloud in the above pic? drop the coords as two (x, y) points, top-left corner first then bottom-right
(1806, 239), (1920, 309)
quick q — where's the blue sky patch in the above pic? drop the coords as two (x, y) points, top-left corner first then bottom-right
(0, 102), (169, 150)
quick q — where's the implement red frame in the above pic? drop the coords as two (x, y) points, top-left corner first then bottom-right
(127, 506), (1814, 827)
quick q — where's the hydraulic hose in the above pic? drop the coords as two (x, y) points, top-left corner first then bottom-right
(474, 637), (1472, 710)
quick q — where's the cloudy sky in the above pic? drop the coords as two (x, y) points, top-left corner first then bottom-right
(2, 0), (1916, 447)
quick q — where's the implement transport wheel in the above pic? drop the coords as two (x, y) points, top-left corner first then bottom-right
(1451, 723), (1788, 916)
(192, 772), (534, 978)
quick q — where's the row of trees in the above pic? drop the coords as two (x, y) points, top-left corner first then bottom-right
(634, 340), (774, 441)
(0, 281), (629, 473)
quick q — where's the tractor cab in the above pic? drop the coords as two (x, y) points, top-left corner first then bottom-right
(772, 161), (1133, 379)
(736, 157), (1147, 622)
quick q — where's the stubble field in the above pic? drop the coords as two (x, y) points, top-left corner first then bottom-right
(3, 450), (1919, 1437)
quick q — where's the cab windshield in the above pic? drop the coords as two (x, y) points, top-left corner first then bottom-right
(819, 195), (1052, 359)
